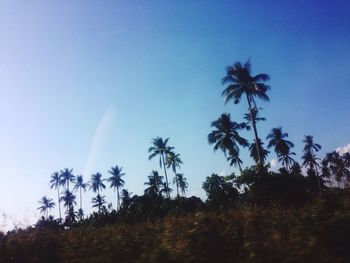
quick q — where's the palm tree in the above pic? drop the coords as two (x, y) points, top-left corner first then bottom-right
(222, 60), (270, 163)
(227, 149), (243, 173)
(60, 168), (75, 192)
(249, 138), (269, 164)
(166, 152), (183, 198)
(302, 135), (322, 195)
(92, 194), (106, 212)
(148, 137), (174, 198)
(108, 165), (125, 210)
(174, 173), (188, 197)
(267, 127), (295, 171)
(49, 172), (62, 220)
(208, 113), (249, 172)
(37, 196), (55, 219)
(60, 190), (76, 214)
(73, 175), (88, 216)
(144, 170), (165, 198)
(89, 172), (106, 195)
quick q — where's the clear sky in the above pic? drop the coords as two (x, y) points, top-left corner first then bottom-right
(0, 0), (349, 231)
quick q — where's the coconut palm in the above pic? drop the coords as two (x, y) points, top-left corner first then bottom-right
(174, 173), (188, 197)
(108, 165), (125, 210)
(222, 60), (270, 163)
(73, 175), (88, 216)
(249, 138), (269, 164)
(60, 168), (75, 192)
(144, 170), (165, 198)
(227, 149), (243, 173)
(148, 137), (174, 198)
(208, 113), (249, 172)
(89, 172), (106, 195)
(166, 152), (183, 198)
(49, 171), (62, 220)
(37, 196), (55, 219)
(267, 127), (295, 170)
(92, 194), (106, 212)
(60, 190), (76, 214)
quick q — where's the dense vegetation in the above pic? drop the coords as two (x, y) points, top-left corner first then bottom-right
(1, 60), (349, 262)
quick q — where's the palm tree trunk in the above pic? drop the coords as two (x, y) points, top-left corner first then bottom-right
(174, 168), (179, 199)
(57, 188), (62, 220)
(246, 94), (262, 164)
(161, 153), (170, 198)
(80, 188), (82, 211)
(315, 166), (322, 196)
(237, 162), (243, 174)
(117, 185), (120, 210)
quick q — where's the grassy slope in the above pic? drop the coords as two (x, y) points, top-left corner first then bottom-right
(1, 191), (350, 263)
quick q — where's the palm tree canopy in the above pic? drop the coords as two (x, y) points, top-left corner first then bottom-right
(148, 137), (174, 167)
(73, 175), (88, 192)
(221, 60), (270, 105)
(144, 170), (165, 197)
(208, 113), (249, 156)
(89, 172), (106, 193)
(37, 196), (55, 213)
(108, 166), (125, 189)
(166, 152), (183, 173)
(60, 168), (75, 187)
(303, 135), (321, 153)
(244, 107), (266, 124)
(60, 190), (76, 208)
(266, 127), (295, 156)
(49, 172), (61, 189)
(92, 194), (106, 209)
(249, 139), (269, 163)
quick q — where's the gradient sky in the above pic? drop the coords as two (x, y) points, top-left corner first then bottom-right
(1, 0), (350, 231)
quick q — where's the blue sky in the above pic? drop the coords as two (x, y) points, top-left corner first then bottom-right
(0, 0), (349, 230)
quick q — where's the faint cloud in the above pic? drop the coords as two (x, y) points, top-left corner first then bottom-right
(336, 143), (350, 155)
(83, 106), (115, 176)
(270, 159), (277, 168)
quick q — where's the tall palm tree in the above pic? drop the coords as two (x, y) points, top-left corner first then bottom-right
(89, 172), (106, 195)
(222, 60), (270, 163)
(49, 172), (62, 220)
(302, 135), (322, 195)
(166, 152), (183, 198)
(249, 138), (270, 164)
(108, 165), (125, 210)
(208, 113), (248, 172)
(174, 173), (188, 197)
(148, 137), (174, 198)
(37, 196), (55, 219)
(267, 127), (295, 171)
(60, 168), (75, 192)
(73, 175), (88, 215)
(92, 194), (106, 212)
(60, 190), (76, 214)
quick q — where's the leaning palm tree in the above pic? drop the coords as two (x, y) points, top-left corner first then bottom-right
(208, 113), (249, 172)
(89, 172), (106, 195)
(166, 152), (183, 198)
(73, 175), (88, 216)
(222, 60), (270, 163)
(148, 137), (174, 198)
(108, 165), (125, 210)
(92, 194), (106, 212)
(60, 190), (76, 214)
(49, 172), (62, 220)
(37, 196), (55, 219)
(60, 168), (75, 192)
(267, 127), (295, 170)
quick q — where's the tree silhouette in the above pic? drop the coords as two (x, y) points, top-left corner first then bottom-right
(222, 60), (270, 163)
(208, 113), (248, 172)
(60, 168), (75, 192)
(60, 190), (76, 214)
(267, 127), (295, 171)
(144, 170), (165, 198)
(73, 175), (88, 219)
(49, 172), (62, 220)
(108, 165), (125, 210)
(166, 152), (183, 198)
(174, 173), (188, 197)
(37, 196), (55, 219)
(249, 138), (270, 164)
(89, 172), (106, 195)
(92, 194), (106, 212)
(148, 137), (174, 198)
